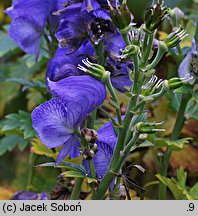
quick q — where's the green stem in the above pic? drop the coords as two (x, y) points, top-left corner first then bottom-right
(105, 76), (122, 125)
(91, 51), (141, 200)
(26, 152), (37, 191)
(142, 33), (149, 55)
(89, 160), (96, 179)
(142, 33), (154, 67)
(146, 42), (168, 70)
(92, 41), (106, 66)
(121, 32), (131, 45)
(70, 178), (83, 200)
(159, 94), (190, 199)
(91, 130), (140, 200)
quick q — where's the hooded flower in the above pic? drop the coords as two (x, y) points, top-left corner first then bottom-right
(46, 33), (132, 93)
(55, 1), (115, 53)
(178, 38), (198, 85)
(46, 40), (95, 82)
(10, 190), (49, 200)
(5, 0), (59, 56)
(105, 33), (133, 92)
(32, 75), (106, 163)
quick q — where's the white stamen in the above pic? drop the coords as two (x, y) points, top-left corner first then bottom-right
(77, 64), (87, 72)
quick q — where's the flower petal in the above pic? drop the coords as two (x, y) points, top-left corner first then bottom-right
(47, 75), (106, 122)
(56, 135), (80, 164)
(32, 98), (73, 148)
(97, 121), (117, 147)
(9, 17), (42, 56)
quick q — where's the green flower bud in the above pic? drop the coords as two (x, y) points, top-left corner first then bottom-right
(164, 26), (188, 49)
(90, 143), (99, 154)
(108, 0), (132, 32)
(120, 44), (139, 60)
(144, 3), (169, 33)
(78, 58), (110, 82)
(136, 122), (165, 134)
(164, 76), (193, 90)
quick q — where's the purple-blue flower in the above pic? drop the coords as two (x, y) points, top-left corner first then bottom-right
(105, 33), (133, 92)
(178, 38), (198, 85)
(32, 75), (106, 163)
(92, 121), (117, 180)
(10, 190), (49, 200)
(5, 0), (65, 56)
(46, 40), (95, 82)
(55, 2), (115, 53)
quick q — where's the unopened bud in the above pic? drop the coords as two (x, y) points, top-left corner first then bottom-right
(144, 3), (169, 33)
(77, 58), (110, 82)
(120, 45), (139, 60)
(81, 128), (98, 143)
(164, 76), (193, 90)
(136, 122), (165, 134)
(90, 143), (98, 153)
(164, 26), (188, 48)
(83, 149), (95, 160)
(108, 0), (132, 32)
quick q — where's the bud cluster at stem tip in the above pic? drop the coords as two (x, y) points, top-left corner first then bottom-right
(108, 0), (132, 32)
(144, 2), (169, 33)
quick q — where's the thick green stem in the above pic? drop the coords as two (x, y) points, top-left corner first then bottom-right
(26, 152), (37, 191)
(70, 178), (83, 200)
(159, 94), (190, 199)
(91, 51), (141, 200)
(92, 130), (140, 200)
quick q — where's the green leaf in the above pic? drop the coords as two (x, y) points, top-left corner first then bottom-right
(156, 174), (192, 200)
(173, 85), (192, 95)
(1, 110), (36, 139)
(189, 183), (198, 199)
(6, 78), (46, 93)
(185, 97), (198, 120)
(168, 92), (182, 112)
(60, 171), (97, 184)
(176, 167), (187, 190)
(37, 161), (86, 174)
(0, 30), (18, 57)
(31, 138), (57, 160)
(0, 135), (28, 156)
(154, 137), (192, 150)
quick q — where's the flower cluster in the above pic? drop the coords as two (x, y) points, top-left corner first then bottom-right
(6, 0), (133, 178)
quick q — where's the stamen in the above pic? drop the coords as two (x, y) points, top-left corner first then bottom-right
(155, 79), (164, 89)
(77, 64), (87, 72)
(82, 59), (91, 67)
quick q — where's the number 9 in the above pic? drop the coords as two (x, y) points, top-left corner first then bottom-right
(189, 203), (194, 211)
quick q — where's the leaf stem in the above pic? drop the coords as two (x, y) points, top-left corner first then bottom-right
(26, 152), (37, 191)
